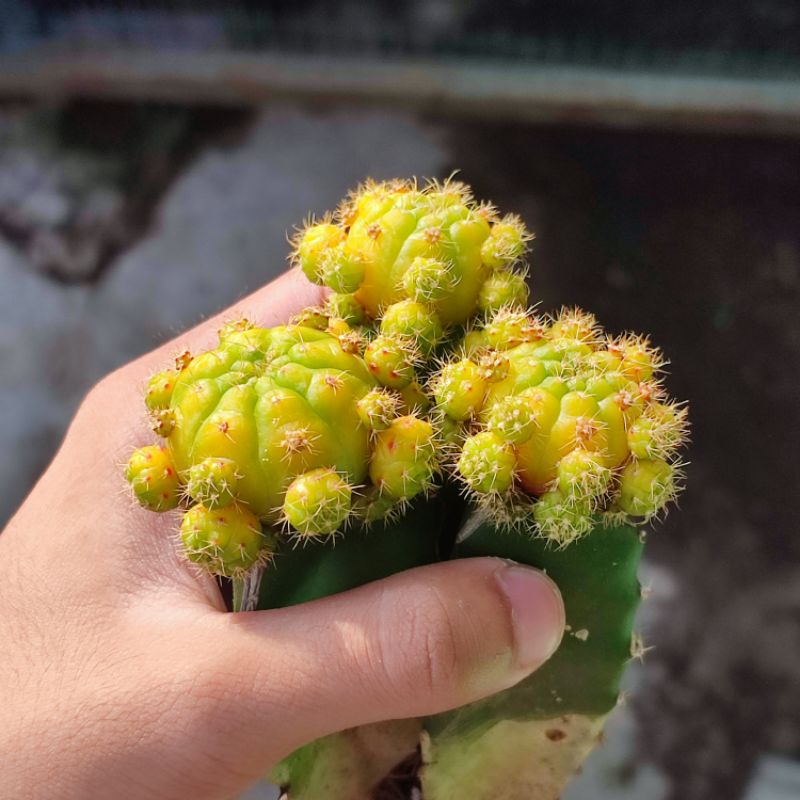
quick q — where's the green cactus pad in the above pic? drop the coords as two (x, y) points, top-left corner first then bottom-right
(420, 515), (643, 800)
(257, 496), (452, 800)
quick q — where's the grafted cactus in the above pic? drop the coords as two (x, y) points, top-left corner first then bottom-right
(419, 306), (688, 800)
(293, 177), (531, 331)
(435, 306), (688, 544)
(126, 322), (441, 578)
(122, 177), (688, 800)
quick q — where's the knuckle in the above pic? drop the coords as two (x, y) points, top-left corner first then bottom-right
(383, 589), (462, 699)
(81, 370), (120, 412)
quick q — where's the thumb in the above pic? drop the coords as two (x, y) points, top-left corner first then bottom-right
(216, 557), (564, 760)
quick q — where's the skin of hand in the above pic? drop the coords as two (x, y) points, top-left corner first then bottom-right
(0, 269), (565, 800)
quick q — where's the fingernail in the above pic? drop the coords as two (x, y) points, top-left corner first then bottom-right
(495, 565), (565, 670)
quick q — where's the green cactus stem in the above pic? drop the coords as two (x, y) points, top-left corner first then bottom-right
(420, 515), (643, 800)
(258, 496), (453, 800)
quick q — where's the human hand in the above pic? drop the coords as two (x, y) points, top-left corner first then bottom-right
(0, 269), (565, 800)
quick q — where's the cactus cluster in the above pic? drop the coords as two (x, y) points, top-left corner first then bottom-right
(126, 323), (441, 577)
(433, 306), (688, 545)
(293, 177), (531, 327)
(124, 177), (689, 800)
(126, 178), (541, 578)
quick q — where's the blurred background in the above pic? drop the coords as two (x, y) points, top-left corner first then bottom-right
(1, 2), (799, 799)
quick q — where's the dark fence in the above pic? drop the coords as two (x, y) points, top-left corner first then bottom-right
(3, 0), (800, 79)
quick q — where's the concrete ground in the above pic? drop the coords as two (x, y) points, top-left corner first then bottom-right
(1, 102), (798, 799)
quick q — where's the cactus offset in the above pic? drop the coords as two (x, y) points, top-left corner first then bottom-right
(125, 444), (180, 512)
(180, 502), (270, 577)
(283, 468), (353, 539)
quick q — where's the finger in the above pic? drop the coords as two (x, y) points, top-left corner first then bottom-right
(207, 558), (565, 761)
(128, 267), (327, 381)
(76, 268), (325, 446)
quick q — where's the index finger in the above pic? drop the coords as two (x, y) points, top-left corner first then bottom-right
(128, 267), (326, 383)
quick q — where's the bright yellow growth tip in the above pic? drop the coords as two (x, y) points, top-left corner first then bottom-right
(283, 468), (352, 538)
(126, 445), (180, 512)
(180, 503), (267, 577)
(369, 415), (437, 500)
